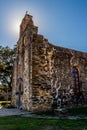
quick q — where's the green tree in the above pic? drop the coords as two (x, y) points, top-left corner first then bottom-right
(0, 46), (15, 93)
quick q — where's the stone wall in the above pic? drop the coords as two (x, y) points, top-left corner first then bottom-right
(12, 13), (87, 112)
(31, 34), (87, 111)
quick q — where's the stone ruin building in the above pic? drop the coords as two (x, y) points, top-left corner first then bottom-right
(12, 13), (87, 112)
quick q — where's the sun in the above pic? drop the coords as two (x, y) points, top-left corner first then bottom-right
(6, 13), (23, 37)
(11, 19), (21, 35)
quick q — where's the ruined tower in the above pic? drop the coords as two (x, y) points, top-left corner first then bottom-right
(12, 13), (87, 112)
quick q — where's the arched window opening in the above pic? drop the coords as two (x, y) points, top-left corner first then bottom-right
(16, 78), (23, 95)
(72, 66), (80, 94)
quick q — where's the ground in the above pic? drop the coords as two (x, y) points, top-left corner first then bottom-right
(0, 107), (87, 119)
(0, 108), (87, 130)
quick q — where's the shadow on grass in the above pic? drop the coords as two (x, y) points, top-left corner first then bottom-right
(67, 106), (87, 116)
(33, 106), (87, 117)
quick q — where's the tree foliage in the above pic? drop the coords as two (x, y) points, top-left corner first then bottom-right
(0, 46), (15, 91)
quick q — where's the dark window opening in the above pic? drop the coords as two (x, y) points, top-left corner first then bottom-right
(72, 66), (80, 93)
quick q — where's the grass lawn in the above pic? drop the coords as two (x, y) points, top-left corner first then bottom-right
(0, 101), (11, 105)
(0, 101), (11, 103)
(0, 116), (87, 130)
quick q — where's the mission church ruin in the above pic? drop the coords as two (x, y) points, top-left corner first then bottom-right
(12, 13), (87, 112)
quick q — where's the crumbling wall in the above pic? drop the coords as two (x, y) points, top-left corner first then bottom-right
(12, 14), (87, 112)
(31, 34), (87, 111)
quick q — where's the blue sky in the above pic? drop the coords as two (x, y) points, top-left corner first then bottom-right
(0, 0), (87, 52)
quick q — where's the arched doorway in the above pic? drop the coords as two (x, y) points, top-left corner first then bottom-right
(16, 78), (23, 109)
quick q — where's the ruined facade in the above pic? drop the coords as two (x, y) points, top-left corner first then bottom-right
(12, 14), (87, 112)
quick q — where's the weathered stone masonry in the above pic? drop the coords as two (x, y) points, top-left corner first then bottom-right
(12, 14), (87, 112)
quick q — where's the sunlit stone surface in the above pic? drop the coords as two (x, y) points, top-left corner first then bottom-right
(12, 14), (87, 112)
